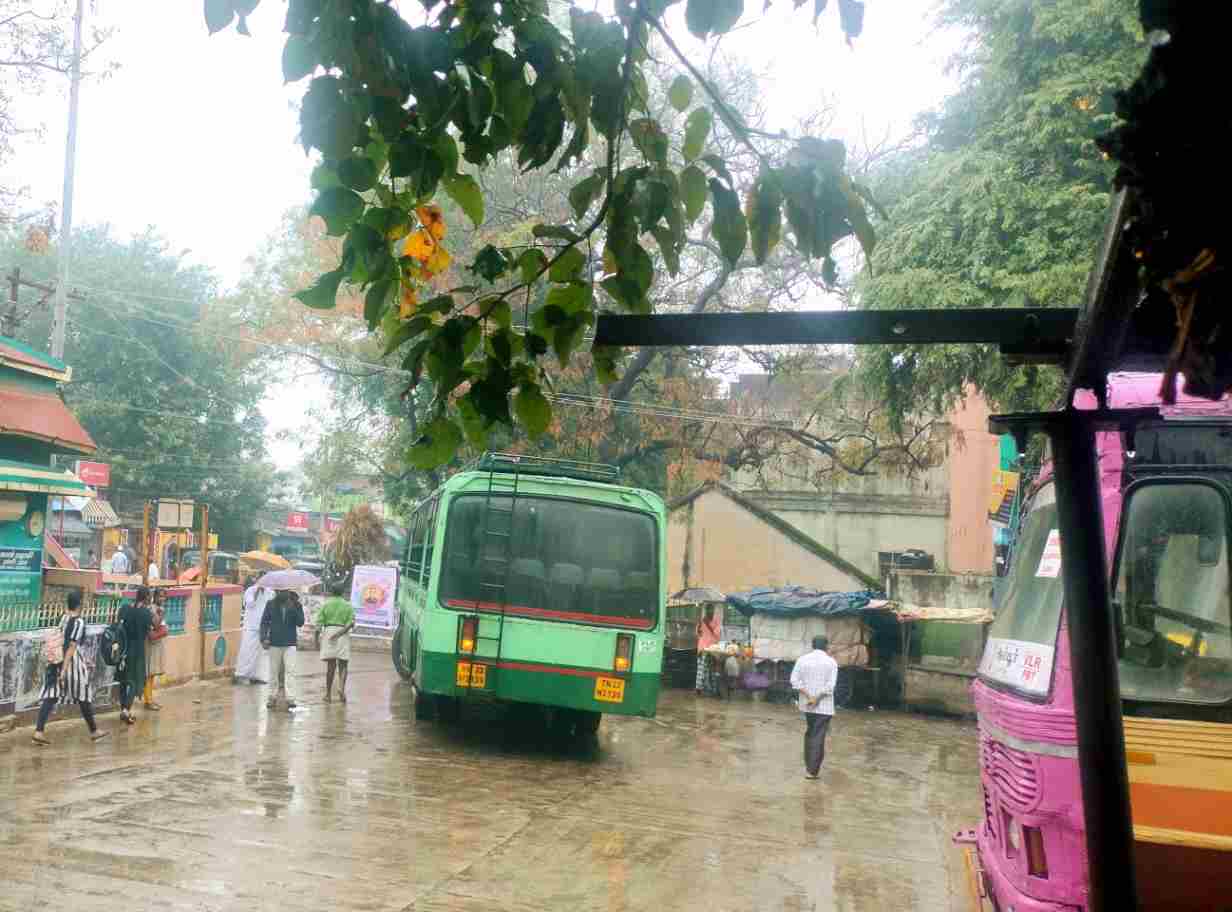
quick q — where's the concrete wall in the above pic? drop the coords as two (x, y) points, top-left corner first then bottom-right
(745, 491), (948, 579)
(946, 390), (999, 574)
(888, 569), (994, 613)
(667, 488), (867, 594)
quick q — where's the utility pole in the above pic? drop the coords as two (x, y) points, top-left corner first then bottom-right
(2, 268), (63, 339)
(50, 0), (86, 360)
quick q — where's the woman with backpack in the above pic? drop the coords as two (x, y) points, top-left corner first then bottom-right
(117, 586), (154, 724)
(31, 591), (110, 746)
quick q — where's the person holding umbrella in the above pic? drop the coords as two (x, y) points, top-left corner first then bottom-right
(259, 573), (311, 710)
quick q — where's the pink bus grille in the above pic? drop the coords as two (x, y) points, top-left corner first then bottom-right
(981, 735), (1040, 813)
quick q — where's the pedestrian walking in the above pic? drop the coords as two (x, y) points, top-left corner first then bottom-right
(117, 586), (154, 724)
(317, 580), (356, 704)
(695, 603), (722, 695)
(789, 635), (838, 780)
(85, 548), (97, 569)
(236, 577), (270, 684)
(143, 589), (169, 711)
(261, 589), (304, 710)
(31, 591), (110, 746)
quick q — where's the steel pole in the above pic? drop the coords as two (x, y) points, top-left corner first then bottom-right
(1048, 414), (1138, 911)
(50, 0), (85, 360)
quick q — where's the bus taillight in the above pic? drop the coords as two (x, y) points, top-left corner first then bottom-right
(614, 634), (633, 672)
(459, 616), (477, 653)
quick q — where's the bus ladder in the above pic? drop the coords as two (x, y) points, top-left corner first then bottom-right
(472, 464), (518, 697)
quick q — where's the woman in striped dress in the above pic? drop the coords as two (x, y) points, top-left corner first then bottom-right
(31, 591), (110, 746)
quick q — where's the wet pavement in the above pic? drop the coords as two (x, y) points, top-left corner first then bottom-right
(0, 652), (982, 911)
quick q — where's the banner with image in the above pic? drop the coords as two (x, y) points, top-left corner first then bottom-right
(351, 564), (398, 629)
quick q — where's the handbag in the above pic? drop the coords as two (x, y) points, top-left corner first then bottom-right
(43, 619), (66, 665)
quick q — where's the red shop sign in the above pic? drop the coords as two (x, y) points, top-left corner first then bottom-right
(286, 511), (310, 530)
(75, 460), (111, 487)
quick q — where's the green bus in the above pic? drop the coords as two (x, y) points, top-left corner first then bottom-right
(391, 453), (666, 735)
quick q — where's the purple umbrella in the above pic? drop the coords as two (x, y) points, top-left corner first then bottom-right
(255, 568), (320, 590)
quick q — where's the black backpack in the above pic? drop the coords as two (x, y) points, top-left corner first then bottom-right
(99, 620), (127, 667)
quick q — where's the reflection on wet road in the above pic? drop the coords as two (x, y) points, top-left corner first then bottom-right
(0, 653), (981, 911)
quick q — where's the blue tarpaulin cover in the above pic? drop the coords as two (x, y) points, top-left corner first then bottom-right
(725, 587), (885, 619)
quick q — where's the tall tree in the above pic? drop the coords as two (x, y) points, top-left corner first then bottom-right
(854, 0), (1145, 418)
(1, 225), (283, 546)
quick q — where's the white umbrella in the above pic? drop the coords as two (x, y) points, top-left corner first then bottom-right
(256, 568), (320, 590)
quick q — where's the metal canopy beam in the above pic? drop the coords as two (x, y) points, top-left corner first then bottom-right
(593, 308), (1079, 359)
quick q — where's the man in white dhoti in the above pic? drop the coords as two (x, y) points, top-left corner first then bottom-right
(236, 578), (271, 684)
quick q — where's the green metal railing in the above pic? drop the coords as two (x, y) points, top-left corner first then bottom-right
(201, 594), (222, 632)
(0, 594), (123, 633)
(164, 595), (187, 635)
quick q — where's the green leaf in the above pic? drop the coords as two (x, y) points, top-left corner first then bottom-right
(420, 294), (456, 316)
(553, 315), (592, 367)
(549, 247), (587, 283)
(204, 0), (235, 34)
(517, 249), (548, 284)
(652, 225), (681, 276)
(294, 267), (345, 310)
(568, 172), (605, 220)
(364, 280), (394, 330)
(433, 133), (460, 176)
(443, 173), (484, 228)
(684, 0), (743, 38)
(633, 180), (671, 230)
(532, 224), (581, 243)
(593, 345), (624, 384)
(310, 163), (340, 190)
(310, 186), (365, 236)
(709, 178), (747, 266)
(300, 77), (361, 160)
(337, 156), (378, 191)
(408, 416), (464, 470)
(680, 165), (707, 222)
(514, 383), (552, 437)
(701, 153), (734, 188)
(383, 315), (432, 356)
(471, 245), (510, 283)
(748, 174), (784, 265)
(281, 35), (315, 82)
(668, 75), (694, 112)
(455, 396), (490, 450)
(842, 186), (877, 267)
(468, 362), (513, 425)
(546, 282), (593, 315)
(683, 108), (712, 162)
(629, 118), (669, 166)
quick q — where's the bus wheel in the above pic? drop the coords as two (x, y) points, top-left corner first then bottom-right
(392, 629), (412, 680)
(413, 686), (434, 720)
(577, 711), (601, 737)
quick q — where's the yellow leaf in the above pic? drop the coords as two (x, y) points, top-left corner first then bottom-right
(399, 285), (418, 319)
(406, 228), (435, 261)
(416, 204), (447, 240)
(425, 245), (452, 275)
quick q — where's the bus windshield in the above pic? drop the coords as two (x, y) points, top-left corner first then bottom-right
(1114, 482), (1232, 706)
(978, 484), (1064, 698)
(439, 495), (659, 627)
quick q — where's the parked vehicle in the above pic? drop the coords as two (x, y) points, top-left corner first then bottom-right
(181, 550), (242, 584)
(963, 374), (1232, 911)
(392, 452), (666, 735)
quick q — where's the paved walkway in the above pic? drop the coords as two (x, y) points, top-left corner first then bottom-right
(0, 652), (982, 911)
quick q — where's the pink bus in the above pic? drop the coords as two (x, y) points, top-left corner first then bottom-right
(961, 373), (1232, 911)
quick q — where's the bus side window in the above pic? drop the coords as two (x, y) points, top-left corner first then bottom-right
(407, 507), (425, 582)
(422, 497), (440, 585)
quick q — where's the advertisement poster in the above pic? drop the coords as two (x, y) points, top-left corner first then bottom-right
(351, 564), (397, 629)
(978, 636), (1055, 697)
(1035, 529), (1062, 578)
(0, 546), (39, 600)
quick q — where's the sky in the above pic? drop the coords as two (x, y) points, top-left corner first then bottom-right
(5, 0), (960, 472)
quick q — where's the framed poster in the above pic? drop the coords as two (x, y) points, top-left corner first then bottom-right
(351, 564), (398, 629)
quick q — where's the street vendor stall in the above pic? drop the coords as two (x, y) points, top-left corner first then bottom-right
(705, 586), (890, 706)
(890, 602), (993, 717)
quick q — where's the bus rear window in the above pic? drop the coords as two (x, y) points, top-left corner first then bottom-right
(439, 495), (659, 627)
(978, 484), (1064, 698)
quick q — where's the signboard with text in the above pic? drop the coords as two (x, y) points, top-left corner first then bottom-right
(75, 460), (111, 488)
(286, 512), (310, 531)
(350, 564), (397, 629)
(0, 546), (40, 600)
(157, 500), (195, 529)
(978, 637), (1055, 697)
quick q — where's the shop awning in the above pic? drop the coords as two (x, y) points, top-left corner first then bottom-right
(0, 459), (91, 497)
(0, 337), (70, 381)
(0, 383), (96, 454)
(83, 498), (120, 528)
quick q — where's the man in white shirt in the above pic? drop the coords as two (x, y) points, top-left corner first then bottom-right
(147, 561), (160, 581)
(109, 549), (129, 575)
(789, 635), (839, 780)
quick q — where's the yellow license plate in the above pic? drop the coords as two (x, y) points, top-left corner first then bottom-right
(456, 662), (487, 688)
(594, 676), (625, 703)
